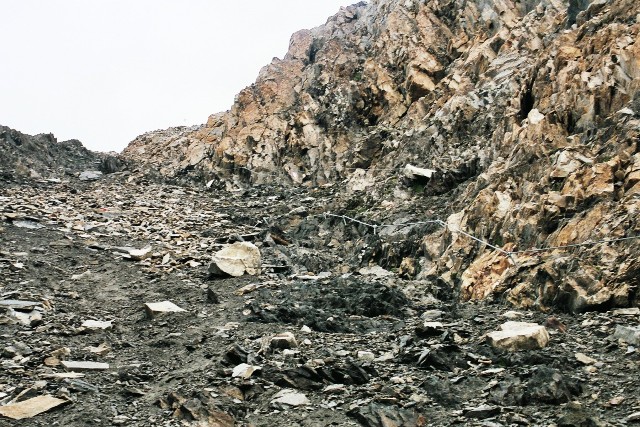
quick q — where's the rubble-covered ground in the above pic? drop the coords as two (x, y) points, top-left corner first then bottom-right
(2, 171), (640, 427)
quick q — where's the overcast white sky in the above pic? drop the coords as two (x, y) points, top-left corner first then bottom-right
(0, 1), (353, 152)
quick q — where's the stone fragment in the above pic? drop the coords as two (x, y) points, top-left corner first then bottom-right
(270, 389), (310, 407)
(8, 308), (43, 327)
(575, 353), (597, 365)
(527, 108), (545, 124)
(78, 170), (102, 181)
(502, 310), (524, 319)
(0, 300), (40, 310)
(525, 367), (582, 404)
(323, 384), (346, 394)
(12, 220), (45, 229)
(81, 320), (113, 329)
(613, 325), (640, 345)
(117, 246), (152, 261)
(348, 403), (424, 427)
(61, 361), (110, 371)
(144, 301), (186, 318)
(486, 321), (550, 351)
(557, 409), (606, 427)
(84, 343), (111, 356)
(421, 310), (443, 321)
(416, 321), (445, 337)
(628, 412), (640, 422)
(270, 332), (298, 350)
(0, 395), (67, 420)
(464, 404), (501, 419)
(43, 372), (85, 379)
(357, 351), (375, 362)
(358, 265), (394, 277)
(404, 164), (435, 179)
(613, 308), (640, 316)
(231, 363), (261, 379)
(208, 242), (261, 277)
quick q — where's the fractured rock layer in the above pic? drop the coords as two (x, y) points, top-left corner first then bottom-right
(122, 0), (640, 312)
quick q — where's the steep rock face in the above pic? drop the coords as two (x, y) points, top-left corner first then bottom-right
(123, 0), (640, 311)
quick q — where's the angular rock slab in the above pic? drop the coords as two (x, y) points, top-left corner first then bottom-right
(0, 395), (67, 420)
(487, 321), (550, 351)
(270, 389), (310, 407)
(208, 242), (261, 277)
(613, 325), (640, 345)
(61, 361), (110, 371)
(144, 301), (186, 319)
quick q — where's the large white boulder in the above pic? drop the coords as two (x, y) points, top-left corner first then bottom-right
(208, 242), (261, 277)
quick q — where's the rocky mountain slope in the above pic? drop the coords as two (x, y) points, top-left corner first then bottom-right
(2, 2), (640, 425)
(0, 125), (124, 182)
(122, 0), (640, 313)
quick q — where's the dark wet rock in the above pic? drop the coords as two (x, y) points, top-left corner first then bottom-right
(222, 344), (250, 366)
(488, 376), (525, 406)
(157, 391), (235, 426)
(464, 404), (501, 419)
(348, 403), (425, 427)
(523, 367), (582, 404)
(246, 278), (410, 333)
(557, 408), (607, 427)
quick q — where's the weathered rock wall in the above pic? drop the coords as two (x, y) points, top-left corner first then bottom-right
(123, 0), (640, 311)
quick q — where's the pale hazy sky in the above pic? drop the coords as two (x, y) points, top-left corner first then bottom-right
(0, 1), (353, 152)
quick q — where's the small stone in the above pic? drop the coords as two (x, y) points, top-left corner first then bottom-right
(144, 301), (186, 318)
(78, 170), (103, 181)
(81, 320), (113, 329)
(527, 108), (545, 124)
(421, 310), (444, 321)
(613, 325), (640, 345)
(0, 300), (40, 310)
(628, 411), (640, 422)
(609, 396), (625, 406)
(300, 325), (312, 333)
(502, 310), (524, 319)
(231, 363), (261, 379)
(114, 246), (152, 261)
(61, 361), (110, 371)
(206, 288), (220, 303)
(323, 384), (346, 394)
(358, 265), (394, 277)
(270, 332), (298, 350)
(43, 372), (86, 379)
(612, 308), (640, 316)
(416, 321), (444, 337)
(404, 164), (435, 179)
(487, 321), (550, 351)
(84, 343), (110, 356)
(575, 352), (597, 365)
(270, 389), (310, 407)
(357, 351), (375, 362)
(463, 404), (501, 419)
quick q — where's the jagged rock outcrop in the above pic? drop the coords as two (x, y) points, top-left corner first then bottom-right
(0, 125), (124, 182)
(123, 0), (640, 312)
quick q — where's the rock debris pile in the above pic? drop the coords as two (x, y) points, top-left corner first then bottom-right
(2, 0), (640, 425)
(1, 171), (640, 426)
